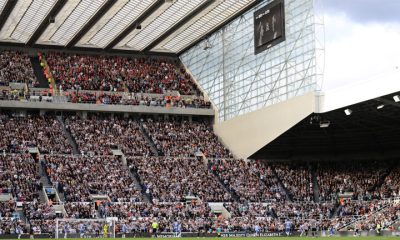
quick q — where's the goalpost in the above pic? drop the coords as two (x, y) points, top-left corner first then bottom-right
(55, 218), (116, 239)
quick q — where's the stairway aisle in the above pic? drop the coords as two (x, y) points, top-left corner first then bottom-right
(127, 164), (152, 203)
(57, 116), (80, 155)
(30, 56), (48, 88)
(270, 165), (293, 202)
(310, 164), (320, 202)
(207, 163), (241, 202)
(138, 121), (161, 156)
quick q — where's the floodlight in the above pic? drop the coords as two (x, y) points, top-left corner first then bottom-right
(319, 121), (330, 128)
(393, 95), (400, 102)
(344, 109), (352, 116)
(377, 104), (385, 109)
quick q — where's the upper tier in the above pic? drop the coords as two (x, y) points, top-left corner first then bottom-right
(45, 52), (200, 95)
(0, 50), (37, 87)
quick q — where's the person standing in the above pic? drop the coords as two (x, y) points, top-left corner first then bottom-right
(285, 219), (292, 236)
(63, 223), (69, 239)
(254, 224), (261, 237)
(329, 225), (335, 237)
(16, 224), (23, 239)
(216, 226), (222, 238)
(79, 223), (86, 238)
(29, 225), (34, 239)
(376, 222), (381, 236)
(103, 223), (108, 238)
(121, 222), (128, 238)
(310, 219), (317, 237)
(152, 220), (158, 237)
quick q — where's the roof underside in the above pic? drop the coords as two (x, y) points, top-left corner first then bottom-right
(250, 91), (400, 161)
(0, 0), (256, 55)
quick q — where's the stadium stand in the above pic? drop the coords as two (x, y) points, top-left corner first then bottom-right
(65, 116), (152, 156)
(127, 156), (232, 202)
(65, 91), (210, 108)
(0, 114), (72, 154)
(43, 155), (142, 202)
(0, 154), (41, 201)
(142, 119), (232, 158)
(0, 50), (37, 87)
(316, 160), (391, 201)
(0, 0), (399, 237)
(0, 112), (399, 237)
(379, 164), (400, 198)
(273, 163), (314, 202)
(45, 52), (199, 95)
(64, 202), (96, 219)
(209, 159), (284, 202)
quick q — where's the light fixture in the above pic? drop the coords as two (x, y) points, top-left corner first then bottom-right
(377, 104), (385, 109)
(319, 120), (330, 128)
(344, 109), (352, 116)
(393, 95), (400, 102)
(203, 40), (211, 50)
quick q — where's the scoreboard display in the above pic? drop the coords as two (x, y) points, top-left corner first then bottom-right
(254, 0), (285, 54)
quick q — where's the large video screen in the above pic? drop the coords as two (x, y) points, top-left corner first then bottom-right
(254, 0), (285, 54)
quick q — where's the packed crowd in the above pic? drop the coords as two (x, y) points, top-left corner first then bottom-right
(223, 202), (276, 218)
(0, 114), (72, 154)
(0, 200), (19, 234)
(45, 52), (199, 95)
(316, 160), (390, 201)
(224, 201), (334, 221)
(336, 199), (386, 218)
(0, 50), (37, 87)
(128, 156), (231, 202)
(66, 116), (152, 156)
(64, 202), (96, 219)
(65, 91), (211, 109)
(379, 164), (400, 198)
(23, 201), (56, 220)
(352, 202), (400, 231)
(0, 154), (41, 201)
(142, 119), (232, 158)
(44, 155), (142, 202)
(274, 163), (314, 202)
(336, 200), (399, 231)
(274, 202), (335, 220)
(209, 159), (284, 202)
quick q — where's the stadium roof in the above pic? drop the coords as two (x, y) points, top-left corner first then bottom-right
(250, 90), (400, 161)
(0, 0), (256, 55)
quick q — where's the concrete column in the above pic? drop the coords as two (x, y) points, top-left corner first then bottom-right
(81, 111), (88, 119)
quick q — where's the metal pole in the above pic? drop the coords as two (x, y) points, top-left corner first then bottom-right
(113, 220), (116, 238)
(55, 219), (58, 239)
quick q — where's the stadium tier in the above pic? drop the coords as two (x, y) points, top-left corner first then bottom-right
(0, 113), (399, 236)
(0, 50), (37, 87)
(45, 52), (199, 95)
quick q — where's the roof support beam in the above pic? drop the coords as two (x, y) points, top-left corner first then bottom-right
(143, 0), (215, 52)
(27, 0), (68, 46)
(66, 0), (117, 48)
(178, 0), (259, 55)
(0, 0), (18, 32)
(105, 0), (165, 50)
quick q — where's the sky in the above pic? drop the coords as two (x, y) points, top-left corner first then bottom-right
(321, 0), (400, 90)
